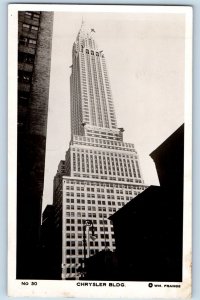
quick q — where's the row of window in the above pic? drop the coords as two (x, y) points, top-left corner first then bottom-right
(75, 147), (132, 156)
(73, 173), (142, 183)
(19, 35), (37, 48)
(65, 225), (114, 231)
(65, 238), (113, 247)
(65, 198), (129, 207)
(65, 204), (117, 213)
(85, 129), (119, 136)
(65, 228), (112, 239)
(65, 244), (111, 256)
(65, 225), (113, 237)
(22, 23), (39, 32)
(71, 144), (135, 157)
(65, 190), (134, 198)
(85, 49), (101, 56)
(73, 136), (135, 149)
(66, 185), (135, 193)
(24, 11), (40, 20)
(63, 179), (146, 190)
(84, 133), (121, 140)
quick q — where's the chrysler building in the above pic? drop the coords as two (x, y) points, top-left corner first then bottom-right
(53, 21), (147, 279)
(70, 21), (117, 136)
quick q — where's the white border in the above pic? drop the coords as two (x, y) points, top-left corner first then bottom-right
(8, 4), (193, 298)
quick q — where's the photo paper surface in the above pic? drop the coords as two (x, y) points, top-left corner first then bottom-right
(8, 4), (192, 298)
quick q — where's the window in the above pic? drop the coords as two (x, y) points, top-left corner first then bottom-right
(25, 12), (32, 16)
(18, 52), (35, 64)
(31, 25), (39, 31)
(33, 13), (40, 20)
(19, 36), (28, 46)
(18, 70), (32, 83)
(22, 23), (30, 30)
(28, 39), (37, 48)
(18, 90), (30, 104)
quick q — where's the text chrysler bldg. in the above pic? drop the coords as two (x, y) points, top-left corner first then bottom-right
(53, 21), (147, 279)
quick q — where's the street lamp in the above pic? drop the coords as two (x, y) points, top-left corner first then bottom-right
(83, 220), (96, 268)
(77, 219), (97, 279)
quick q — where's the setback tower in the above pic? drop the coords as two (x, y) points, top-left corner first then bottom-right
(53, 21), (147, 279)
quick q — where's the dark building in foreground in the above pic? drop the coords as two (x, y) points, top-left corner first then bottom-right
(110, 124), (184, 282)
(82, 249), (119, 280)
(39, 205), (61, 279)
(17, 11), (53, 279)
(150, 124), (184, 195)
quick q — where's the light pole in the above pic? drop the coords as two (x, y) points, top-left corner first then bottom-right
(82, 220), (96, 269)
(77, 219), (97, 279)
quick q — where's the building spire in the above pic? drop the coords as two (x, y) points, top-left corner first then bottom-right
(81, 17), (85, 27)
(76, 17), (87, 40)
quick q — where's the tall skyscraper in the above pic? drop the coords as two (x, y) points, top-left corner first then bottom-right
(53, 21), (147, 280)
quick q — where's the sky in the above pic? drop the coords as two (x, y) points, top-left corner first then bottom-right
(42, 11), (185, 211)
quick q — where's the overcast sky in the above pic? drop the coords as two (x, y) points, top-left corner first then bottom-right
(42, 11), (185, 211)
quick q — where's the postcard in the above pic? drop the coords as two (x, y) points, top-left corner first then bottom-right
(8, 4), (192, 298)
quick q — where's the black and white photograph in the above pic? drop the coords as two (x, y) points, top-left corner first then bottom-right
(8, 4), (192, 298)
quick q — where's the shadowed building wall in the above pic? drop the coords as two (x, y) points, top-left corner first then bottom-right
(110, 124), (184, 282)
(17, 11), (53, 279)
(39, 205), (61, 279)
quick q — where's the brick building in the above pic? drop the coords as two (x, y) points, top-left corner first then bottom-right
(17, 11), (53, 279)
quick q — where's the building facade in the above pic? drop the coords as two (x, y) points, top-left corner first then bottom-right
(17, 11), (53, 278)
(53, 21), (147, 280)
